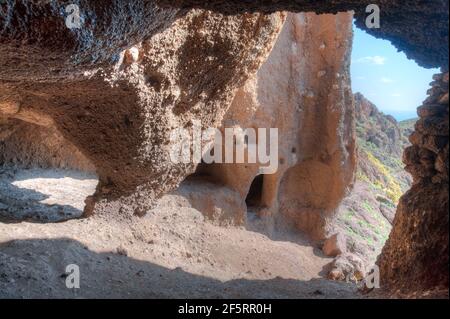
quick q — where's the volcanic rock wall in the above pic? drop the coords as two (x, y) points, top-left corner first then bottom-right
(378, 73), (449, 296)
(1, 8), (286, 217)
(0, 1), (181, 81)
(162, 0), (449, 69)
(193, 12), (355, 240)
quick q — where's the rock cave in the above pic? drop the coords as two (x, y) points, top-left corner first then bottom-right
(0, 0), (448, 299)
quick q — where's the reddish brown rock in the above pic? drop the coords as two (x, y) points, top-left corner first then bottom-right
(379, 181), (449, 293)
(415, 117), (449, 136)
(1, 0), (448, 298)
(435, 145), (449, 177)
(417, 104), (448, 118)
(323, 234), (347, 257)
(162, 0), (449, 69)
(193, 12), (355, 239)
(1, 10), (286, 217)
(378, 73), (449, 296)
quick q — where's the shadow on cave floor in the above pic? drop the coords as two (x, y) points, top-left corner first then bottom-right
(244, 209), (327, 259)
(0, 168), (98, 224)
(241, 176), (326, 255)
(0, 237), (361, 299)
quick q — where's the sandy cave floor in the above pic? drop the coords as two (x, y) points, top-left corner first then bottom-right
(0, 168), (362, 299)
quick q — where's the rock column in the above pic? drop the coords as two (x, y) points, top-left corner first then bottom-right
(378, 72), (449, 296)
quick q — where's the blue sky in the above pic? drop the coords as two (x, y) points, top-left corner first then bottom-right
(351, 25), (439, 121)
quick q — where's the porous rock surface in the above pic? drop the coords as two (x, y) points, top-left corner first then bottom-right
(0, 118), (95, 172)
(3, 1), (447, 73)
(162, 0), (449, 69)
(377, 73), (449, 296)
(0, 1), (181, 81)
(196, 12), (355, 241)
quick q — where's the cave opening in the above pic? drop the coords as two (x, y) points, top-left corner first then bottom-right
(185, 160), (222, 185)
(336, 22), (443, 267)
(0, 118), (98, 223)
(245, 174), (265, 210)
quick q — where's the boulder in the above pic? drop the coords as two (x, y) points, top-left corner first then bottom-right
(328, 253), (366, 282)
(322, 233), (347, 257)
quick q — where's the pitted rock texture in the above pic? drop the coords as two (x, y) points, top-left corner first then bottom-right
(195, 12), (355, 241)
(1, 0), (447, 78)
(0, 118), (95, 172)
(161, 0), (449, 69)
(1, 10), (285, 217)
(378, 73), (449, 296)
(0, 1), (181, 81)
(1, 0), (449, 298)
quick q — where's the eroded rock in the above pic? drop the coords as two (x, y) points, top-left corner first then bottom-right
(378, 73), (449, 295)
(161, 0), (449, 69)
(191, 12), (355, 240)
(1, 0), (448, 298)
(323, 233), (347, 257)
(328, 253), (365, 282)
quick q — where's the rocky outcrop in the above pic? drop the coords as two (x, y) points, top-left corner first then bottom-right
(328, 253), (365, 282)
(1, 0), (448, 298)
(325, 93), (415, 282)
(1, 6), (355, 243)
(1, 10), (285, 217)
(2, 1), (446, 73)
(0, 118), (95, 172)
(323, 233), (347, 257)
(0, 1), (181, 81)
(378, 73), (449, 296)
(193, 12), (355, 241)
(162, 0), (449, 69)
(355, 93), (403, 157)
(354, 93), (413, 203)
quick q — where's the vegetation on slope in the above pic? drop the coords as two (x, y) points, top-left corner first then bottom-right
(328, 93), (416, 277)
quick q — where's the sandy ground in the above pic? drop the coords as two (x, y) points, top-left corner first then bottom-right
(0, 169), (361, 299)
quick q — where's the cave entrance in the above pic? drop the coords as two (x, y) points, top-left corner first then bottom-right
(185, 160), (222, 185)
(246, 174), (265, 210)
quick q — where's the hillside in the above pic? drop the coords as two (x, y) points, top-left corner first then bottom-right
(355, 92), (414, 202)
(327, 93), (415, 279)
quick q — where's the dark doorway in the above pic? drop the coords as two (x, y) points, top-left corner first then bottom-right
(246, 174), (264, 209)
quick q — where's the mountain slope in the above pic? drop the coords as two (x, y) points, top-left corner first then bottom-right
(326, 93), (415, 280)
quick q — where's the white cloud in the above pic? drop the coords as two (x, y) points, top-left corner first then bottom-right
(381, 77), (394, 83)
(354, 56), (386, 65)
